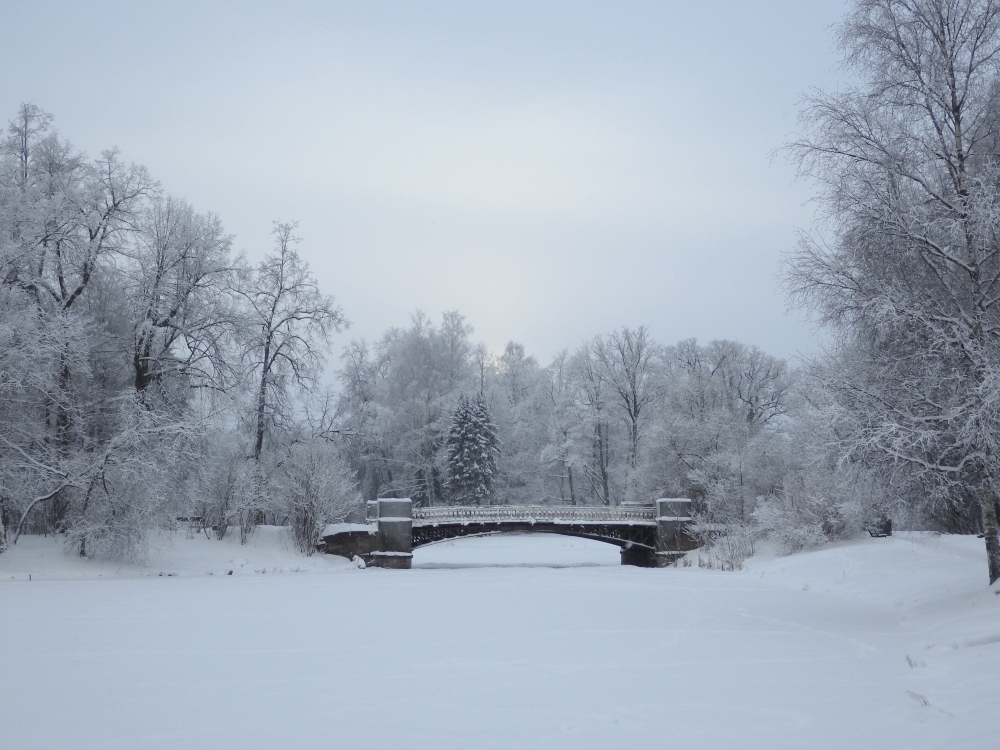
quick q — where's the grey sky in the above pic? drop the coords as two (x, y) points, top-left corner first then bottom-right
(4, 0), (850, 362)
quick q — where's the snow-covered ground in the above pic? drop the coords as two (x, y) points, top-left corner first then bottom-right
(2, 530), (997, 749)
(0, 526), (359, 580)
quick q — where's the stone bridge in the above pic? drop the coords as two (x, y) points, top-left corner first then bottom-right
(321, 498), (695, 569)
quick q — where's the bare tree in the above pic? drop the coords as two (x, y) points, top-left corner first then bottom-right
(236, 222), (347, 463)
(593, 326), (663, 501)
(787, 0), (1000, 582)
(572, 345), (614, 505)
(1, 103), (53, 191)
(118, 195), (236, 403)
(278, 438), (359, 554)
(538, 350), (585, 504)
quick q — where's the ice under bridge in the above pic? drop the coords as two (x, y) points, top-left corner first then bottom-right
(320, 498), (695, 569)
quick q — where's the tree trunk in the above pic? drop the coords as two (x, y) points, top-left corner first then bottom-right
(56, 357), (72, 452)
(0, 497), (7, 553)
(595, 422), (610, 506)
(133, 334), (156, 393)
(254, 370), (269, 461)
(431, 466), (444, 506)
(979, 491), (1000, 585)
(51, 354), (74, 531)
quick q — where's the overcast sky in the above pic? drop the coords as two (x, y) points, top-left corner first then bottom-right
(4, 0), (850, 363)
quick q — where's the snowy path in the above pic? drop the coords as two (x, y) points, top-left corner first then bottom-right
(1, 532), (997, 749)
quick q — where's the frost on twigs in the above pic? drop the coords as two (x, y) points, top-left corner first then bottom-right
(692, 518), (756, 571)
(277, 439), (360, 555)
(64, 396), (205, 562)
(785, 0), (1000, 582)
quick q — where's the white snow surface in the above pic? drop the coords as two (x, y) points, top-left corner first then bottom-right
(2, 530), (998, 749)
(0, 526), (358, 580)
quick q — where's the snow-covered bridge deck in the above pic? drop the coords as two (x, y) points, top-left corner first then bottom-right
(321, 499), (694, 569)
(412, 504), (657, 524)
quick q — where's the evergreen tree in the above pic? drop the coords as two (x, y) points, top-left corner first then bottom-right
(446, 394), (500, 505)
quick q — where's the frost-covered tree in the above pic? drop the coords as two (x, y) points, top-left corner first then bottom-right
(572, 344), (617, 505)
(220, 222), (347, 539)
(0, 104), (162, 553)
(1, 105), (151, 461)
(337, 311), (474, 505)
(787, 0), (1000, 582)
(235, 222), (346, 462)
(592, 326), (663, 502)
(445, 394), (500, 505)
(654, 339), (790, 519)
(278, 438), (359, 554)
(115, 194), (236, 404)
(538, 351), (587, 505)
(488, 341), (546, 504)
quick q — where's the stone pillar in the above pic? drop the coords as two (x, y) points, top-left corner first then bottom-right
(371, 498), (413, 569)
(655, 498), (693, 565)
(365, 499), (379, 524)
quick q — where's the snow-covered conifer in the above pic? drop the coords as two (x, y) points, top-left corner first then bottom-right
(445, 394), (500, 505)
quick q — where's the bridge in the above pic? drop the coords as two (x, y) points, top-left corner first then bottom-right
(320, 498), (695, 569)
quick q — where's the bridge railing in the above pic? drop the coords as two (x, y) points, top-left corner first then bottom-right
(412, 504), (656, 524)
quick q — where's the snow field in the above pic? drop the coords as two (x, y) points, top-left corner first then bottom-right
(1, 531), (998, 749)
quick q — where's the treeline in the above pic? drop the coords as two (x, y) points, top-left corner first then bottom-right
(339, 319), (800, 512)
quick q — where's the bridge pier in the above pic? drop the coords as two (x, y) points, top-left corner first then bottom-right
(370, 498), (413, 569)
(616, 499), (694, 567)
(652, 497), (694, 566)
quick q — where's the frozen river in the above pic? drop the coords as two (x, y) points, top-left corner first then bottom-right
(2, 532), (997, 749)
